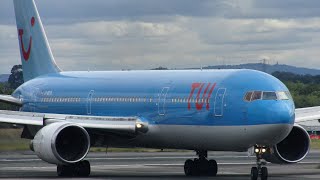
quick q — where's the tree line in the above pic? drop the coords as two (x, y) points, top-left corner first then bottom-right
(272, 71), (320, 108)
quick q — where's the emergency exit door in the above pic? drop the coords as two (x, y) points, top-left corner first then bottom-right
(214, 88), (226, 116)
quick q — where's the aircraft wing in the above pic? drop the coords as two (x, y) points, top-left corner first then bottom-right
(295, 106), (320, 122)
(0, 110), (148, 134)
(0, 95), (22, 106)
(295, 106), (320, 128)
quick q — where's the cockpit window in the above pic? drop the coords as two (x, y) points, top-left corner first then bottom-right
(277, 91), (290, 100)
(251, 91), (262, 101)
(262, 92), (277, 100)
(244, 92), (253, 101)
(285, 91), (293, 100)
(244, 91), (292, 102)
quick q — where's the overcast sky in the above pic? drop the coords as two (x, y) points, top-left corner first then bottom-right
(1, 0), (320, 73)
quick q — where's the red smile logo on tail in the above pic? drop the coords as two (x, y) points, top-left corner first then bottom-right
(18, 17), (35, 61)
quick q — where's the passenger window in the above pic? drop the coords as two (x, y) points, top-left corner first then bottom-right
(244, 92), (253, 101)
(251, 91), (262, 101)
(262, 92), (277, 100)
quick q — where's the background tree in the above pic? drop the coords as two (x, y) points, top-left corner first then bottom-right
(273, 72), (320, 108)
(8, 65), (24, 89)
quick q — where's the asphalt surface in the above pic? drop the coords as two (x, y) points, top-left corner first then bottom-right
(0, 150), (320, 179)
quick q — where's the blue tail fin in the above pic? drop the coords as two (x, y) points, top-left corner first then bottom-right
(13, 0), (60, 82)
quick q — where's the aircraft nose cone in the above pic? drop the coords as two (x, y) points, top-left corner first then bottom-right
(274, 101), (295, 124)
(266, 101), (295, 144)
(247, 100), (295, 145)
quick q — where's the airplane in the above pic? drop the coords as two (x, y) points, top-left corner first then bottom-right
(0, 0), (319, 180)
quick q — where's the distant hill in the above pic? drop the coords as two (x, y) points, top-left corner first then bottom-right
(1, 63), (320, 81)
(202, 63), (320, 75)
(0, 74), (9, 83)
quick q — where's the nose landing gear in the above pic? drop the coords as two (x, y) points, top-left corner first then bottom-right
(251, 146), (268, 180)
(184, 150), (218, 176)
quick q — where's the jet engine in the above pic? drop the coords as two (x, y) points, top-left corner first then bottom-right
(31, 122), (90, 165)
(262, 124), (310, 164)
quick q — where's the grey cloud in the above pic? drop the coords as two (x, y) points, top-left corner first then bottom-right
(1, 0), (320, 73)
(2, 0), (320, 25)
(255, 0), (320, 9)
(17, 0), (227, 23)
(232, 0), (320, 19)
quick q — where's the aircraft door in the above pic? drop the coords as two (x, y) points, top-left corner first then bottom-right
(29, 87), (40, 112)
(158, 87), (169, 116)
(87, 90), (94, 115)
(214, 88), (226, 116)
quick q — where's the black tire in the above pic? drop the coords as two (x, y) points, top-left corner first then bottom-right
(73, 161), (91, 177)
(184, 159), (194, 176)
(208, 159), (218, 176)
(197, 159), (208, 176)
(192, 158), (200, 176)
(80, 160), (91, 177)
(57, 165), (73, 177)
(261, 167), (268, 180)
(251, 167), (258, 180)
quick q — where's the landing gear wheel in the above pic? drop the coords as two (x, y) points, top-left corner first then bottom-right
(184, 159), (194, 176)
(184, 150), (218, 177)
(261, 167), (268, 180)
(57, 165), (73, 177)
(192, 158), (200, 176)
(251, 146), (269, 180)
(56, 160), (91, 177)
(250, 167), (258, 180)
(208, 159), (218, 176)
(76, 160), (91, 177)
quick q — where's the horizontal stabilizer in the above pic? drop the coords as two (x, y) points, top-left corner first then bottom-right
(0, 95), (22, 106)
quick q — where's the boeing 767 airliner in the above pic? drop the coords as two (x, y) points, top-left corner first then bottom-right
(0, 1), (319, 180)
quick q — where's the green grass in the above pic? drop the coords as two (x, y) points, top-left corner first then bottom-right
(0, 128), (186, 152)
(311, 139), (320, 150)
(0, 128), (30, 151)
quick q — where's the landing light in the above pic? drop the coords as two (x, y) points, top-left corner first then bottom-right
(254, 146), (267, 154)
(136, 123), (143, 129)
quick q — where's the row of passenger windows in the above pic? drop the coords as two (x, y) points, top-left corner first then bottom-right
(244, 91), (291, 102)
(41, 97), (151, 103)
(42, 97), (81, 103)
(40, 97), (210, 104)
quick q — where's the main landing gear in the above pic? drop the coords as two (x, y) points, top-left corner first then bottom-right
(57, 160), (91, 177)
(251, 146), (268, 180)
(184, 150), (218, 176)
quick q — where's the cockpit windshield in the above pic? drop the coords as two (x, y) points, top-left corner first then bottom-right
(244, 91), (291, 102)
(252, 91), (262, 101)
(262, 92), (277, 100)
(277, 91), (291, 100)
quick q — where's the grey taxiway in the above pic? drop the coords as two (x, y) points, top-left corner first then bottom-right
(0, 151), (320, 179)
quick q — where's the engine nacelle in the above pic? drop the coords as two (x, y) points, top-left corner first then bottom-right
(31, 122), (90, 165)
(262, 124), (310, 164)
